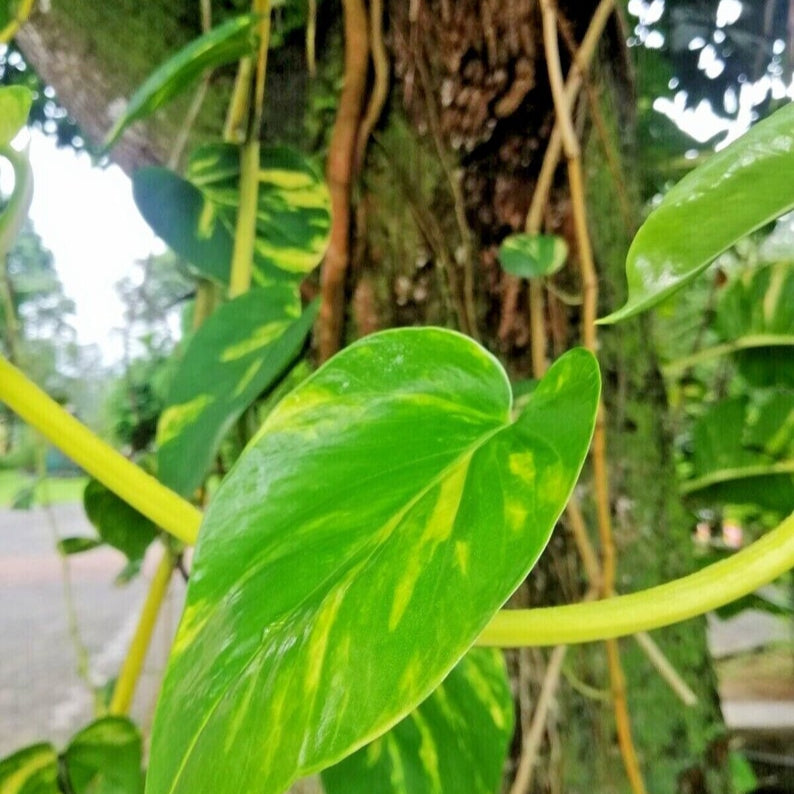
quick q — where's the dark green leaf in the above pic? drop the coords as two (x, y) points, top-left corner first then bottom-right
(0, 743), (58, 794)
(132, 145), (330, 285)
(601, 103), (794, 323)
(322, 648), (513, 794)
(0, 86), (32, 147)
(156, 288), (318, 496)
(498, 233), (568, 278)
(62, 717), (144, 794)
(57, 536), (103, 555)
(146, 330), (599, 794)
(83, 479), (158, 567)
(132, 168), (233, 283)
(103, 15), (260, 150)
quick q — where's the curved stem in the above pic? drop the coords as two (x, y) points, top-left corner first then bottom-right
(109, 546), (176, 715)
(478, 510), (794, 646)
(663, 335), (794, 375)
(0, 356), (202, 545)
(0, 0), (34, 44)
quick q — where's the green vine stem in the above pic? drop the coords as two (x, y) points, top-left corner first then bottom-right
(478, 510), (794, 646)
(2, 354), (792, 647)
(663, 334), (794, 375)
(109, 545), (176, 715)
(228, 0), (271, 298)
(0, 356), (202, 545)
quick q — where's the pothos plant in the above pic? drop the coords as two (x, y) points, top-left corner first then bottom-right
(0, 10), (793, 794)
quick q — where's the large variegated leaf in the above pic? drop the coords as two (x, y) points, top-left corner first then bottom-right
(103, 15), (259, 150)
(0, 743), (58, 794)
(146, 329), (599, 794)
(601, 102), (794, 323)
(133, 145), (330, 286)
(321, 648), (513, 794)
(156, 286), (318, 496)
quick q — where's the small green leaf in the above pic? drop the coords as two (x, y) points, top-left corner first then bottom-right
(498, 233), (568, 278)
(156, 287), (318, 497)
(83, 479), (158, 567)
(132, 146), (330, 285)
(601, 103), (794, 324)
(57, 536), (103, 555)
(146, 329), (599, 794)
(322, 648), (513, 794)
(62, 717), (144, 794)
(0, 743), (58, 794)
(103, 15), (259, 150)
(0, 86), (32, 147)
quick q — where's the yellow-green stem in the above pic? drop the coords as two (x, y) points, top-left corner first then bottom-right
(478, 510), (794, 646)
(0, 356), (202, 545)
(109, 546), (176, 715)
(0, 0), (34, 43)
(3, 356), (792, 648)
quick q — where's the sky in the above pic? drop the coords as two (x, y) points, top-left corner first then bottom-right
(3, 129), (162, 366)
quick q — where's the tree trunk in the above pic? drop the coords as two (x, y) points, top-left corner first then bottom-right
(13, 2), (732, 791)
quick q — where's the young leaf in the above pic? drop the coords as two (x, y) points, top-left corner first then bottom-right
(132, 145), (330, 285)
(57, 536), (103, 555)
(0, 742), (58, 794)
(103, 15), (260, 150)
(83, 479), (159, 567)
(0, 86), (32, 147)
(601, 102), (794, 324)
(62, 717), (144, 794)
(146, 328), (600, 794)
(321, 648), (514, 794)
(156, 287), (318, 497)
(498, 232), (568, 278)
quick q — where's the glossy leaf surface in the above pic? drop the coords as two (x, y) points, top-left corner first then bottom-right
(157, 287), (318, 497)
(0, 743), (58, 794)
(83, 479), (158, 566)
(498, 233), (567, 278)
(63, 717), (144, 794)
(147, 329), (599, 794)
(0, 86), (32, 146)
(133, 145), (330, 286)
(601, 102), (794, 323)
(103, 15), (259, 150)
(322, 648), (513, 794)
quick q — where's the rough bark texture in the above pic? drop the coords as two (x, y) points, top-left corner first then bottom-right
(14, 2), (731, 791)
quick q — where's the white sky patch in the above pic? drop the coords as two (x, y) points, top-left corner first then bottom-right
(2, 130), (163, 365)
(716, 0), (743, 28)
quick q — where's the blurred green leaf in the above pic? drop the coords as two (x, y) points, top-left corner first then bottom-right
(103, 15), (259, 150)
(0, 743), (58, 794)
(322, 648), (513, 794)
(133, 145), (330, 285)
(57, 536), (103, 555)
(62, 717), (144, 794)
(146, 330), (599, 794)
(0, 86), (32, 147)
(83, 479), (158, 568)
(498, 233), (567, 278)
(601, 103), (794, 323)
(156, 287), (318, 497)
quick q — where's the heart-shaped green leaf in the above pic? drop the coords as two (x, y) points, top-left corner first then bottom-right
(63, 717), (144, 794)
(601, 103), (794, 324)
(83, 479), (159, 568)
(321, 648), (513, 794)
(498, 233), (568, 278)
(156, 286), (318, 497)
(133, 145), (330, 285)
(0, 743), (58, 794)
(0, 86), (32, 147)
(146, 329), (599, 794)
(103, 15), (260, 150)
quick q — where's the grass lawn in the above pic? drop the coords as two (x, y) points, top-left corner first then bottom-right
(0, 469), (88, 508)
